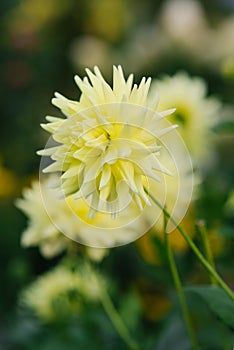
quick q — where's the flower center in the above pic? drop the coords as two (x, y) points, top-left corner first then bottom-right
(172, 109), (187, 125)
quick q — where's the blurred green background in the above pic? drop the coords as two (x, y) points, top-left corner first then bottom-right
(1, 0), (234, 349)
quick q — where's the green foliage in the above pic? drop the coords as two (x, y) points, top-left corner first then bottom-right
(186, 286), (234, 329)
(119, 292), (142, 331)
(213, 120), (234, 134)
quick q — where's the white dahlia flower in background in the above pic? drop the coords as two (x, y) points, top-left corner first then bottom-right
(21, 263), (103, 322)
(16, 177), (107, 260)
(152, 72), (220, 167)
(16, 175), (146, 250)
(38, 65), (178, 219)
(16, 179), (68, 259)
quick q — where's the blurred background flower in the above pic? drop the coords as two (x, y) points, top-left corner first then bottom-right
(15, 174), (146, 254)
(153, 71), (221, 167)
(15, 176), (108, 260)
(21, 262), (103, 323)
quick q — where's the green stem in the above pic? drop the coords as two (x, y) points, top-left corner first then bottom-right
(163, 212), (200, 350)
(144, 187), (234, 300)
(193, 225), (229, 349)
(196, 220), (216, 285)
(100, 288), (141, 350)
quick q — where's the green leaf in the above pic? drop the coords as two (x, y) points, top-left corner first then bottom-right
(156, 314), (190, 350)
(212, 120), (234, 134)
(119, 292), (142, 331)
(220, 225), (234, 239)
(185, 286), (234, 328)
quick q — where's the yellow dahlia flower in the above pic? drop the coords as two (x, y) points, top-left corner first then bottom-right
(153, 72), (220, 165)
(16, 175), (144, 250)
(16, 176), (107, 259)
(38, 66), (177, 218)
(21, 263), (102, 322)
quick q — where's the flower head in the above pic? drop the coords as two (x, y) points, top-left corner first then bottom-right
(16, 178), (69, 259)
(38, 66), (176, 217)
(153, 71), (220, 165)
(16, 175), (144, 250)
(21, 263), (103, 322)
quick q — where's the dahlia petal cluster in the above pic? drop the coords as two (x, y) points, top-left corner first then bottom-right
(38, 66), (176, 217)
(16, 175), (144, 250)
(153, 71), (220, 165)
(21, 263), (102, 322)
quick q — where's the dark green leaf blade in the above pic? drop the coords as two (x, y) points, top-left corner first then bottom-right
(213, 120), (234, 134)
(185, 285), (234, 328)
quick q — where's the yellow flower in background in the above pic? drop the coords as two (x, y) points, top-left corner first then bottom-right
(85, 0), (131, 42)
(38, 65), (176, 218)
(137, 209), (195, 265)
(0, 161), (17, 197)
(21, 263), (103, 322)
(137, 279), (171, 321)
(207, 228), (226, 258)
(153, 72), (220, 165)
(16, 175), (143, 251)
(8, 0), (71, 29)
(15, 176), (108, 260)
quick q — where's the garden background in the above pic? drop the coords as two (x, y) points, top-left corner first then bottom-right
(1, 0), (234, 349)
